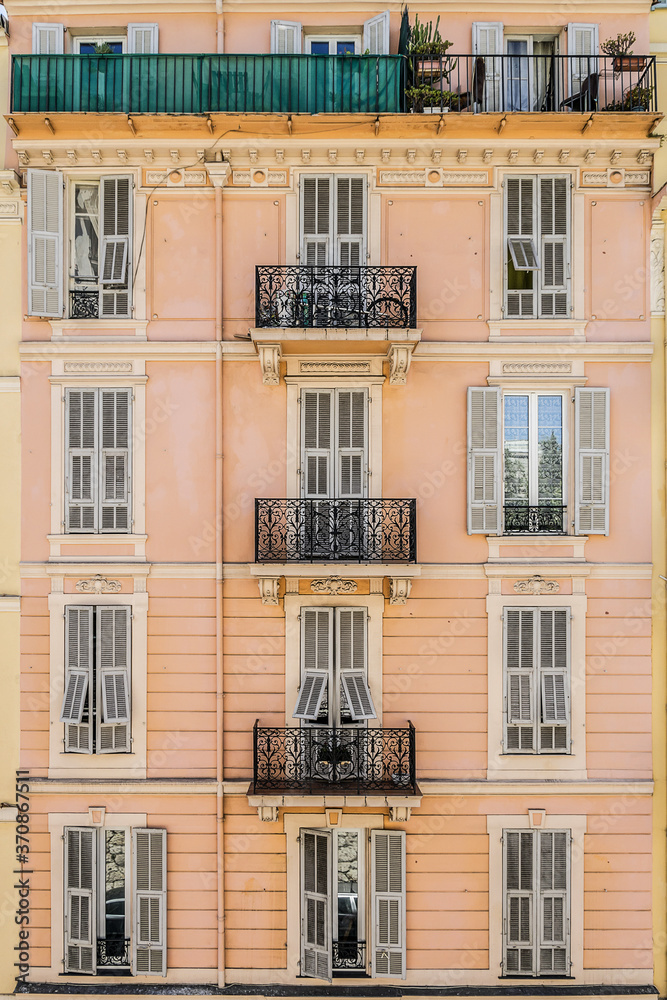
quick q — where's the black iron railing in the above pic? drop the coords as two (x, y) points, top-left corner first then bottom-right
(97, 937), (131, 968)
(255, 266), (417, 329)
(504, 505), (567, 534)
(11, 54), (404, 114)
(255, 498), (417, 563)
(70, 288), (100, 319)
(333, 940), (366, 972)
(408, 53), (657, 113)
(252, 722), (417, 794)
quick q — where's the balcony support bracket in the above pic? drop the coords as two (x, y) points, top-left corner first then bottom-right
(388, 805), (412, 822)
(258, 342), (282, 386)
(257, 805), (280, 823)
(387, 343), (415, 386)
(389, 577), (412, 605)
(258, 577), (280, 606)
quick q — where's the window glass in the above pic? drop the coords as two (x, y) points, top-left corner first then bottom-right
(537, 395), (563, 505)
(310, 40), (330, 55)
(74, 184), (99, 282)
(79, 40), (123, 53)
(503, 394), (563, 509)
(336, 831), (360, 960)
(336, 41), (356, 54)
(503, 395), (529, 504)
(104, 829), (126, 958)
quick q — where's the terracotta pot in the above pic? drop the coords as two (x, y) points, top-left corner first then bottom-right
(612, 55), (647, 73)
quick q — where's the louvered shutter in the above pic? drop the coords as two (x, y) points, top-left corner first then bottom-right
(336, 390), (367, 498)
(64, 828), (97, 973)
(100, 176), (131, 317)
(371, 830), (406, 979)
(538, 831), (569, 975)
(61, 606), (94, 754)
(336, 177), (365, 267)
(271, 20), (302, 53)
(32, 23), (64, 53)
(504, 830), (536, 974)
(467, 387), (500, 533)
(567, 23), (599, 96)
(27, 169), (63, 318)
(97, 606), (131, 753)
(363, 12), (390, 54)
(301, 829), (332, 981)
(472, 22), (503, 110)
(65, 389), (97, 533)
(132, 829), (167, 976)
(100, 389), (131, 532)
(302, 390), (333, 498)
(128, 23), (159, 53)
(294, 608), (333, 720)
(338, 607), (375, 720)
(505, 176), (537, 319)
(538, 609), (569, 753)
(575, 388), (609, 535)
(504, 608), (536, 752)
(539, 177), (569, 318)
(301, 176), (331, 266)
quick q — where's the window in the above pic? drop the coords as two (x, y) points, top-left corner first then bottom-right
(60, 605), (131, 753)
(301, 175), (366, 267)
(504, 35), (558, 111)
(271, 15), (389, 54)
(27, 170), (133, 319)
(74, 36), (125, 53)
(300, 828), (405, 980)
(467, 386), (609, 536)
(504, 608), (570, 754)
(504, 175), (570, 319)
(307, 37), (360, 55)
(503, 829), (570, 976)
(32, 22), (64, 53)
(301, 389), (368, 499)
(64, 826), (166, 975)
(294, 607), (374, 725)
(65, 388), (131, 533)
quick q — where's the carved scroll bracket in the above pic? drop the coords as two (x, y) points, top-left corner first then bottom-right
(258, 577), (280, 606)
(389, 578), (412, 605)
(387, 343), (415, 387)
(258, 343), (282, 386)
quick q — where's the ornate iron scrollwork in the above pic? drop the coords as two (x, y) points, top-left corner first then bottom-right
(332, 939), (366, 972)
(96, 937), (131, 968)
(70, 289), (100, 319)
(503, 505), (567, 534)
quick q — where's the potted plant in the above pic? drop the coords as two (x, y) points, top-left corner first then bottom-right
(601, 31), (646, 74)
(406, 82), (456, 113)
(408, 14), (456, 84)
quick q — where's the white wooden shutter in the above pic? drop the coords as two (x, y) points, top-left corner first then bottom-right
(302, 390), (333, 497)
(539, 177), (569, 318)
(301, 176), (331, 265)
(66, 389), (97, 532)
(364, 12), (390, 54)
(271, 20), (302, 53)
(100, 176), (131, 317)
(336, 176), (365, 267)
(504, 608), (536, 752)
(467, 387), (500, 534)
(472, 22), (503, 110)
(505, 176), (537, 319)
(567, 23), (599, 95)
(504, 830), (536, 974)
(27, 169), (63, 318)
(538, 831), (569, 975)
(100, 389), (131, 532)
(294, 608), (333, 720)
(338, 607), (375, 720)
(301, 829), (332, 981)
(64, 827), (97, 973)
(61, 606), (94, 754)
(575, 388), (609, 535)
(336, 390), (367, 498)
(371, 830), (406, 979)
(538, 609), (569, 753)
(32, 23), (64, 53)
(128, 23), (159, 53)
(133, 828), (167, 976)
(97, 606), (131, 753)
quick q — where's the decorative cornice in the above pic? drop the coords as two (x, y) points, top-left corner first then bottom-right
(310, 577), (358, 595)
(501, 362), (572, 375)
(513, 575), (560, 595)
(63, 361), (134, 373)
(300, 361), (371, 374)
(75, 575), (122, 594)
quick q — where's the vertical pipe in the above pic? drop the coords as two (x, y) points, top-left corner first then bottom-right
(214, 181), (225, 988)
(216, 0), (224, 55)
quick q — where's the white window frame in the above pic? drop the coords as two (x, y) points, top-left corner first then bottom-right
(487, 591), (586, 780)
(304, 34), (362, 55)
(73, 34), (127, 53)
(48, 590), (148, 778)
(487, 813), (585, 982)
(49, 368), (147, 556)
(501, 389), (569, 518)
(285, 594), (383, 729)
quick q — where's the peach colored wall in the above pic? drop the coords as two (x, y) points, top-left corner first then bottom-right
(222, 193), (284, 341)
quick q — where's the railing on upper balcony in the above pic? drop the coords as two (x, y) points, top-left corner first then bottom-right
(11, 54), (405, 114)
(503, 504), (567, 534)
(407, 53), (657, 113)
(252, 721), (417, 794)
(255, 266), (417, 329)
(255, 498), (417, 563)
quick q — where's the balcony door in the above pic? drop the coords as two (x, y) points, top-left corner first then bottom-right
(301, 388), (368, 559)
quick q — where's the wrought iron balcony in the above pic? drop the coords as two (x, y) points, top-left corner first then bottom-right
(255, 266), (417, 329)
(504, 505), (567, 534)
(333, 940), (366, 973)
(408, 53), (656, 113)
(252, 721), (417, 794)
(255, 498), (417, 563)
(11, 54), (404, 114)
(70, 288), (100, 319)
(97, 937), (130, 968)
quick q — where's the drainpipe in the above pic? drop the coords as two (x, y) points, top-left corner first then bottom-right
(216, 0), (224, 54)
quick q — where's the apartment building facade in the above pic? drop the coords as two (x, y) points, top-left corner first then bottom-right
(7, 0), (663, 994)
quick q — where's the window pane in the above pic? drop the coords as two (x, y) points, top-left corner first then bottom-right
(337, 41), (356, 55)
(74, 184), (99, 281)
(104, 829), (126, 957)
(310, 41), (330, 55)
(506, 40), (529, 111)
(537, 395), (563, 503)
(504, 396), (529, 503)
(337, 831), (359, 955)
(79, 41), (123, 53)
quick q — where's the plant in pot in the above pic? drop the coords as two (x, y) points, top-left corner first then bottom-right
(601, 31), (646, 74)
(406, 82), (457, 113)
(408, 14), (456, 88)
(93, 42), (114, 54)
